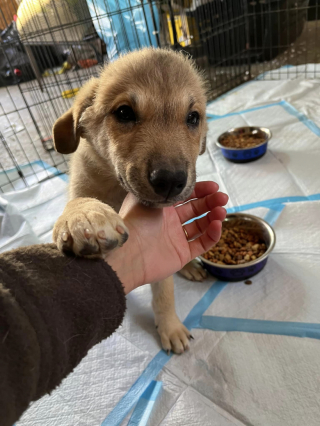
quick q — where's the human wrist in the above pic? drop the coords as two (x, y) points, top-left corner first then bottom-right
(106, 243), (142, 294)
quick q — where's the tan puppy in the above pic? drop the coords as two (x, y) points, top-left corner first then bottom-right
(53, 48), (208, 354)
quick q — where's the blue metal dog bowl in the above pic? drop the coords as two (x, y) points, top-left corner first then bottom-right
(199, 213), (276, 282)
(217, 127), (272, 163)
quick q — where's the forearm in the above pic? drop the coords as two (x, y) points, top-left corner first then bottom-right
(0, 244), (126, 426)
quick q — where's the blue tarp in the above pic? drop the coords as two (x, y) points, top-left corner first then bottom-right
(86, 0), (159, 60)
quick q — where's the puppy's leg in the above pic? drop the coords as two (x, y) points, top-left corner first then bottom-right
(152, 276), (192, 354)
(53, 198), (128, 258)
(179, 259), (207, 281)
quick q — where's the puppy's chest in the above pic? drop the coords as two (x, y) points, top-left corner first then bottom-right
(98, 182), (127, 213)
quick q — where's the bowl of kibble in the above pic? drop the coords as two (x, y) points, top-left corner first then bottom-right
(217, 126), (272, 163)
(200, 213), (276, 282)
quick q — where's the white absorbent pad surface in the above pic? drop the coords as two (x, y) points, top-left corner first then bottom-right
(1, 66), (320, 426)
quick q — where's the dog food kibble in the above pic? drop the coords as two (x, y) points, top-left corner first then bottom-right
(245, 280), (252, 285)
(220, 133), (265, 149)
(203, 227), (267, 265)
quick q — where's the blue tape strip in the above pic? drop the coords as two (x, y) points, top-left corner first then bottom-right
(183, 281), (228, 329)
(101, 281), (228, 426)
(207, 101), (283, 121)
(263, 204), (285, 226)
(101, 352), (170, 426)
(196, 316), (320, 340)
(0, 162), (30, 175)
(127, 381), (162, 426)
(308, 194), (320, 201)
(207, 99), (320, 138)
(185, 194), (319, 226)
(206, 100), (320, 211)
(184, 194), (319, 226)
(280, 100), (320, 137)
(268, 204), (286, 212)
(183, 212), (207, 225)
(207, 97), (320, 139)
(0, 160), (68, 183)
(34, 160), (69, 182)
(227, 193), (320, 213)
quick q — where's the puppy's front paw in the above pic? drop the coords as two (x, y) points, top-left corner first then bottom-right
(155, 313), (192, 355)
(179, 259), (207, 281)
(53, 198), (128, 258)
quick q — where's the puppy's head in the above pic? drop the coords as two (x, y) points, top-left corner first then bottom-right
(53, 48), (207, 207)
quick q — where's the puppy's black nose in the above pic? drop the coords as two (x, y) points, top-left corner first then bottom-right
(149, 169), (187, 198)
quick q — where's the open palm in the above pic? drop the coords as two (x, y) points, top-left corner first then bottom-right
(108, 182), (228, 292)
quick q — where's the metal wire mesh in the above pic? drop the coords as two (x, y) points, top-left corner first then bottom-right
(0, 0), (319, 192)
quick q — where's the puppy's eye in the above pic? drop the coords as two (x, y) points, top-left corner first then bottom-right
(187, 111), (200, 127)
(114, 105), (136, 122)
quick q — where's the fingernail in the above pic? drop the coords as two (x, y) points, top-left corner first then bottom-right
(166, 349), (171, 356)
(62, 232), (69, 242)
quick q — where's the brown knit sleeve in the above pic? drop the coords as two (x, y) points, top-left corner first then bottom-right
(0, 243), (126, 426)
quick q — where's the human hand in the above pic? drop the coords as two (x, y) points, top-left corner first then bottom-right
(107, 181), (228, 293)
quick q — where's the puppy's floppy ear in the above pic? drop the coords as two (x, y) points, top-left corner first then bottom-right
(199, 136), (207, 155)
(52, 108), (77, 154)
(52, 78), (99, 154)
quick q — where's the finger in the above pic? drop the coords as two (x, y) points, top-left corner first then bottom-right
(189, 220), (223, 258)
(174, 181), (219, 207)
(183, 207), (226, 240)
(176, 192), (229, 225)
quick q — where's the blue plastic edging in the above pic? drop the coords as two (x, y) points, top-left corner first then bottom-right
(127, 381), (162, 426)
(196, 316), (320, 341)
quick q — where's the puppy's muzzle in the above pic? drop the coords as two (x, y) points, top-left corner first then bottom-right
(149, 169), (187, 198)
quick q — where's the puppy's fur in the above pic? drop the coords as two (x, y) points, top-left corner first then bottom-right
(53, 48), (208, 353)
